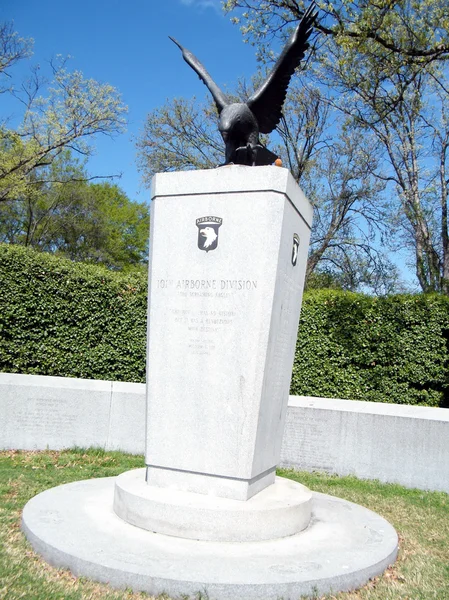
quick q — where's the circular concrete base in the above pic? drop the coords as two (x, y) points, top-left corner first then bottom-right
(22, 476), (398, 600)
(114, 469), (312, 541)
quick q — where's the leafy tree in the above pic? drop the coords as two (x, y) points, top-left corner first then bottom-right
(60, 181), (149, 269)
(0, 153), (149, 270)
(137, 86), (397, 293)
(0, 24), (127, 202)
(223, 0), (449, 65)
(305, 269), (344, 290)
(223, 0), (449, 294)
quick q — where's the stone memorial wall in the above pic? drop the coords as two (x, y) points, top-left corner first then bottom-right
(1, 372), (448, 494)
(281, 396), (449, 494)
(0, 373), (145, 454)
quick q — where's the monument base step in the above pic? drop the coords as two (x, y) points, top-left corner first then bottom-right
(145, 464), (276, 500)
(22, 475), (398, 600)
(114, 469), (312, 542)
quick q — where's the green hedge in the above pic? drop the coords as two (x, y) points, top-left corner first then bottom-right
(292, 290), (449, 407)
(1, 244), (448, 406)
(0, 244), (147, 382)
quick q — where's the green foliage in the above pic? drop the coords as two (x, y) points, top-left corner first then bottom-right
(68, 181), (149, 269)
(0, 244), (147, 382)
(0, 152), (150, 270)
(292, 289), (449, 407)
(305, 269), (345, 291)
(1, 245), (448, 405)
(0, 26), (127, 202)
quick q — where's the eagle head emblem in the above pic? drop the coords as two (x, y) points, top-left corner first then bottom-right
(196, 217), (223, 252)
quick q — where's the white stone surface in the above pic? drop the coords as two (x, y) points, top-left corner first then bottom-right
(113, 469), (312, 542)
(2, 372), (448, 495)
(0, 373), (111, 450)
(22, 475), (398, 600)
(150, 165), (314, 227)
(280, 395), (449, 493)
(144, 464), (275, 501)
(107, 381), (146, 453)
(146, 166), (312, 499)
(0, 373), (145, 454)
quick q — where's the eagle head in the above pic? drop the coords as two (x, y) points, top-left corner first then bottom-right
(219, 104), (259, 142)
(199, 226), (218, 249)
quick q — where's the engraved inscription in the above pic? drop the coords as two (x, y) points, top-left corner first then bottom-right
(170, 307), (237, 355)
(282, 411), (336, 471)
(154, 276), (259, 357)
(15, 398), (79, 438)
(156, 279), (257, 292)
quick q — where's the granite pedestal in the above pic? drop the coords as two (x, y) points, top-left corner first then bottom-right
(145, 165), (312, 500)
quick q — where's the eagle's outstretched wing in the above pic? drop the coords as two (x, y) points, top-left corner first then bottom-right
(246, 3), (317, 134)
(169, 37), (229, 115)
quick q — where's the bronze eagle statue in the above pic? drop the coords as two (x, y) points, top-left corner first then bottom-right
(169, 2), (317, 167)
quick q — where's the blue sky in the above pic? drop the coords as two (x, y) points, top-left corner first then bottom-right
(2, 0), (257, 202)
(1, 1), (419, 289)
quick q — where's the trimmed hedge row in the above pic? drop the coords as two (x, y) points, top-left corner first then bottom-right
(292, 290), (449, 407)
(0, 244), (147, 382)
(1, 244), (448, 406)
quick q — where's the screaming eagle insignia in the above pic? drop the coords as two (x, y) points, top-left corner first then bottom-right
(292, 234), (300, 266)
(196, 216), (223, 252)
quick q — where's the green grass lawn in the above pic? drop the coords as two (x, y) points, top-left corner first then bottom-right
(1, 449), (448, 600)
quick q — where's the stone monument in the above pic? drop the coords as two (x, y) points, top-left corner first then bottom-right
(22, 165), (398, 599)
(21, 6), (397, 596)
(114, 166), (314, 542)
